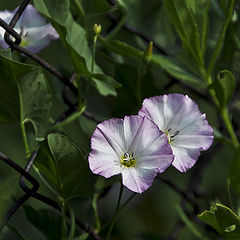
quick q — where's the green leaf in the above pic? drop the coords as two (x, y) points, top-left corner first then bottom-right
(0, 51), (52, 149)
(207, 0), (234, 75)
(198, 203), (240, 239)
(35, 133), (93, 199)
(162, 0), (204, 66)
(7, 225), (30, 240)
(80, 0), (112, 15)
(18, 69), (52, 139)
(24, 206), (61, 240)
(229, 148), (240, 196)
(210, 70), (235, 108)
(185, 0), (210, 53)
(0, 50), (33, 123)
(99, 37), (205, 90)
(33, 0), (119, 96)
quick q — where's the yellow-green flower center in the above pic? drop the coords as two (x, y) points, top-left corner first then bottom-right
(121, 152), (136, 168)
(19, 39), (29, 47)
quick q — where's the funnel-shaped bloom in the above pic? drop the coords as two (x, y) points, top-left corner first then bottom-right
(139, 94), (213, 172)
(88, 115), (174, 193)
(0, 4), (59, 52)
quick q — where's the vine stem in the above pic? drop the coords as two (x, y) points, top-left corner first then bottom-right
(205, 73), (239, 148)
(106, 183), (124, 240)
(220, 107), (239, 148)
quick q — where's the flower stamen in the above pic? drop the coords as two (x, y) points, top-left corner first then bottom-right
(166, 129), (180, 143)
(121, 152), (136, 168)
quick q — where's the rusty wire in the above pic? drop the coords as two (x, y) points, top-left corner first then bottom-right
(0, 1), (213, 239)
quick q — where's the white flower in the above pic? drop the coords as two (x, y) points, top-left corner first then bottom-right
(88, 115), (174, 193)
(0, 4), (59, 53)
(139, 94), (214, 172)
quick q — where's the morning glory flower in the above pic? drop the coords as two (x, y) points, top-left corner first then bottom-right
(139, 94), (214, 172)
(88, 115), (174, 193)
(0, 4), (59, 53)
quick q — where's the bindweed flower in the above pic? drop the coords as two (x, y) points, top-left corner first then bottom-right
(88, 115), (174, 193)
(139, 94), (214, 172)
(0, 4), (59, 53)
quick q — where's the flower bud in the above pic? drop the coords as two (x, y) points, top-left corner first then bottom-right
(93, 23), (102, 36)
(143, 41), (153, 64)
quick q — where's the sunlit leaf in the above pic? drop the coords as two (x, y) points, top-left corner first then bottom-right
(198, 203), (240, 239)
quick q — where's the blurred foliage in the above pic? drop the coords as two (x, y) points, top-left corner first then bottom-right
(0, 0), (240, 239)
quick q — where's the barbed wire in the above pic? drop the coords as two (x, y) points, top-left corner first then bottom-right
(0, 1), (215, 239)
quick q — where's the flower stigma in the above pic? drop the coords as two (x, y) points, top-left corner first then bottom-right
(166, 128), (180, 143)
(121, 152), (136, 168)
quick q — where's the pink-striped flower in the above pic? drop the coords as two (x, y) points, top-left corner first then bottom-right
(88, 115), (174, 193)
(0, 4), (59, 53)
(139, 94), (214, 172)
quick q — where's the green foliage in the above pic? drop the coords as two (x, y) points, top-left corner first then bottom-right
(1, 0), (240, 239)
(33, 0), (120, 96)
(35, 133), (93, 200)
(0, 50), (32, 123)
(162, 0), (204, 67)
(99, 37), (205, 89)
(24, 206), (61, 240)
(18, 69), (52, 139)
(210, 70), (236, 108)
(229, 148), (240, 196)
(198, 203), (240, 239)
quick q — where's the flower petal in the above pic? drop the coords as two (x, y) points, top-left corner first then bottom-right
(23, 24), (59, 52)
(88, 150), (121, 178)
(139, 94), (208, 132)
(91, 118), (125, 158)
(139, 94), (214, 172)
(19, 4), (46, 28)
(0, 9), (15, 49)
(123, 115), (171, 156)
(138, 154), (174, 173)
(170, 145), (201, 172)
(122, 167), (157, 193)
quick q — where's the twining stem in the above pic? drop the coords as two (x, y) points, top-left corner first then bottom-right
(91, 36), (97, 73)
(105, 15), (126, 40)
(106, 183), (124, 240)
(220, 107), (239, 148)
(67, 205), (76, 240)
(206, 75), (239, 148)
(227, 179), (234, 211)
(61, 199), (68, 240)
(120, 193), (137, 211)
(20, 120), (30, 156)
(92, 193), (101, 233)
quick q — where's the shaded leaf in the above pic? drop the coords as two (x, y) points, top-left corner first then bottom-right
(35, 133), (93, 199)
(24, 206), (61, 240)
(18, 69), (52, 139)
(229, 148), (240, 196)
(162, 0), (204, 66)
(210, 70), (235, 108)
(0, 50), (32, 123)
